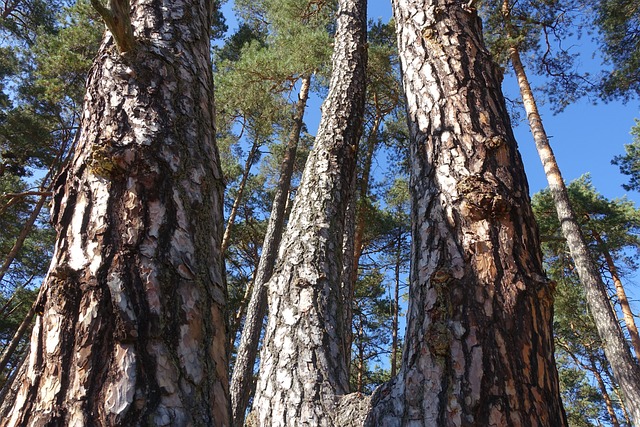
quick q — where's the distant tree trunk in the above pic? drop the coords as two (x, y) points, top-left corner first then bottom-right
(341, 116), (380, 381)
(251, 0), (367, 422)
(0, 300), (36, 376)
(341, 177), (357, 378)
(606, 366), (633, 426)
(1, 0), (229, 425)
(230, 74), (311, 426)
(505, 4), (640, 421)
(591, 228), (640, 360)
(0, 192), (49, 285)
(221, 139), (261, 254)
(365, 0), (567, 424)
(390, 232), (401, 378)
(590, 355), (621, 427)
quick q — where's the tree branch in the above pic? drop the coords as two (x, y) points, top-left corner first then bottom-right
(90, 0), (135, 53)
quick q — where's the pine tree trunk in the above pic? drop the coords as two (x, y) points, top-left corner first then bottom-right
(365, 0), (567, 424)
(221, 139), (261, 254)
(2, 0), (229, 425)
(589, 355), (621, 427)
(230, 74), (311, 426)
(507, 19), (640, 423)
(591, 228), (640, 361)
(251, 0), (367, 423)
(390, 232), (401, 378)
(0, 192), (49, 285)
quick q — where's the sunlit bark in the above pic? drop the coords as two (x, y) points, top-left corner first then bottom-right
(364, 0), (567, 424)
(1, 0), (229, 424)
(252, 0), (367, 423)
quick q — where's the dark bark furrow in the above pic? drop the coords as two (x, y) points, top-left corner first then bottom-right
(252, 0), (367, 425)
(364, 0), (567, 425)
(2, 1), (228, 425)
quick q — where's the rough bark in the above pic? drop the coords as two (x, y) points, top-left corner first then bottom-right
(230, 74), (311, 426)
(506, 14), (640, 423)
(251, 0), (367, 423)
(364, 0), (567, 425)
(2, 0), (229, 425)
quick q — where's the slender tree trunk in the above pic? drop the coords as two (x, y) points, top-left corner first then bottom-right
(590, 355), (621, 427)
(2, 0), (229, 425)
(351, 116), (380, 281)
(0, 192), (48, 285)
(0, 300), (36, 375)
(251, 0), (367, 423)
(230, 74), (311, 426)
(606, 365), (633, 426)
(591, 228), (640, 360)
(390, 232), (401, 378)
(506, 9), (640, 421)
(341, 116), (381, 374)
(357, 324), (365, 393)
(221, 139), (261, 254)
(365, 0), (567, 424)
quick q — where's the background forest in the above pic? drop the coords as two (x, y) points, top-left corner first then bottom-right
(0, 0), (638, 425)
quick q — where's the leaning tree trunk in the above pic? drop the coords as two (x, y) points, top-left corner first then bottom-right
(230, 74), (311, 427)
(2, 0), (229, 425)
(365, 0), (567, 425)
(251, 0), (367, 423)
(505, 8), (640, 421)
(591, 227), (640, 361)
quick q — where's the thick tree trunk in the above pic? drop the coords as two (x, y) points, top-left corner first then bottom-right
(251, 0), (367, 423)
(2, 1), (229, 425)
(365, 0), (567, 425)
(230, 74), (311, 426)
(507, 22), (640, 423)
(591, 228), (640, 360)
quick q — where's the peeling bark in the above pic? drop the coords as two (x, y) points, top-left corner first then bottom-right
(252, 0), (367, 423)
(364, 0), (567, 425)
(2, 1), (229, 425)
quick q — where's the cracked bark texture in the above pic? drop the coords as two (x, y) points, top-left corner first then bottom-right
(2, 0), (229, 425)
(364, 0), (567, 425)
(251, 0), (367, 424)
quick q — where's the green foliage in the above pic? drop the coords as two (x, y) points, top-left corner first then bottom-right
(595, 0), (640, 100)
(481, 0), (591, 112)
(350, 270), (393, 393)
(534, 174), (640, 274)
(532, 177), (636, 426)
(612, 120), (640, 192)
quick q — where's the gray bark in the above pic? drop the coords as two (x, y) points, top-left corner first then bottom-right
(251, 0), (367, 423)
(1, 0), (229, 425)
(363, 0), (567, 425)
